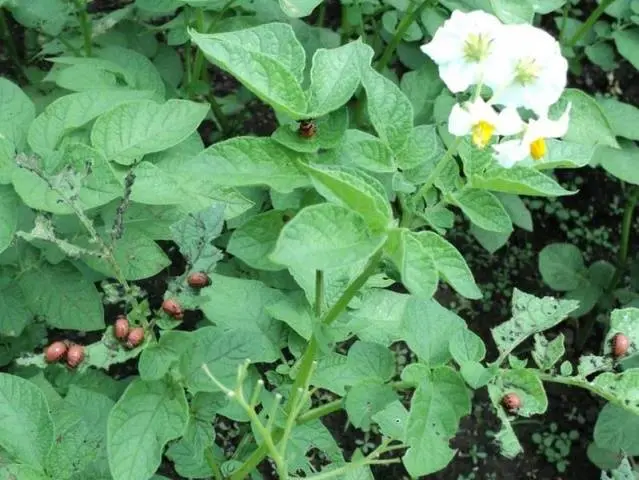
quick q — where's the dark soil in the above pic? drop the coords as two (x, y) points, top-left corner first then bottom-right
(1, 1), (637, 479)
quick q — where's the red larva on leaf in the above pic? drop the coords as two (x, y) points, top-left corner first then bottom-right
(502, 393), (522, 413)
(611, 333), (630, 358)
(162, 298), (184, 319)
(298, 119), (317, 138)
(126, 327), (145, 349)
(187, 272), (210, 288)
(45, 341), (67, 363)
(114, 315), (130, 340)
(66, 344), (85, 368)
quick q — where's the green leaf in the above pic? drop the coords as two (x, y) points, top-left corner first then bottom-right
(489, 0), (534, 23)
(449, 329), (486, 363)
(345, 381), (396, 430)
(613, 28), (639, 70)
(171, 203), (225, 273)
(306, 40), (373, 117)
(332, 129), (396, 173)
(227, 210), (287, 271)
(491, 289), (578, 356)
(0, 269), (32, 337)
(27, 89), (153, 157)
(91, 99), (208, 165)
(266, 290), (313, 340)
(400, 62), (443, 124)
(190, 137), (309, 193)
(497, 193), (533, 231)
(19, 262), (104, 331)
(361, 66), (413, 154)
(594, 403), (639, 456)
(139, 331), (195, 381)
(0, 78), (35, 150)
(489, 368), (548, 417)
(279, 0), (322, 17)
(534, 139), (595, 170)
(387, 230), (438, 300)
(270, 203), (386, 270)
(107, 379), (188, 480)
(348, 289), (410, 346)
(199, 274), (285, 362)
(411, 231), (482, 299)
(12, 144), (122, 214)
(84, 231), (170, 281)
(403, 367), (470, 477)
(346, 341), (395, 383)
(300, 163), (392, 231)
(593, 370), (639, 416)
(451, 188), (513, 233)
(180, 326), (276, 393)
(396, 124), (442, 170)
(47, 387), (114, 479)
(400, 298), (466, 365)
(538, 243), (587, 291)
(0, 464), (50, 479)
(371, 400), (409, 441)
(8, 0), (72, 36)
(549, 89), (618, 148)
(272, 108), (348, 153)
(472, 165), (573, 196)
(531, 333), (566, 370)
(460, 362), (497, 389)
(0, 187), (19, 254)
(189, 24), (307, 116)
(0, 373), (54, 468)
(596, 144), (639, 185)
(470, 224), (510, 253)
(597, 97), (639, 140)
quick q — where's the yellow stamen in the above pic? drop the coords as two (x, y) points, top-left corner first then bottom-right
(515, 57), (541, 86)
(530, 138), (546, 160)
(471, 121), (495, 148)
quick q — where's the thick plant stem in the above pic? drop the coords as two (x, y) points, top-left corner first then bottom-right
(565, 0), (617, 47)
(230, 247), (384, 479)
(72, 0), (92, 56)
(204, 448), (224, 480)
(375, 0), (430, 72)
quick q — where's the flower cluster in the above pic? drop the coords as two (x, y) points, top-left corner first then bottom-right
(421, 10), (571, 168)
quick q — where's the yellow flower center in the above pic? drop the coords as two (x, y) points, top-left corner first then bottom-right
(514, 57), (541, 86)
(530, 137), (546, 160)
(463, 33), (493, 63)
(471, 121), (495, 148)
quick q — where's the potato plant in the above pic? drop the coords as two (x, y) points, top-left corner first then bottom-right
(0, 0), (638, 479)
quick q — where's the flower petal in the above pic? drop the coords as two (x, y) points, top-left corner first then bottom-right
(493, 139), (528, 167)
(494, 107), (524, 136)
(448, 103), (474, 136)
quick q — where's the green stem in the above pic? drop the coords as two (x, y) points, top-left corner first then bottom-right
(415, 137), (462, 200)
(375, 0), (430, 72)
(315, 270), (324, 317)
(204, 448), (224, 480)
(321, 247), (384, 326)
(230, 246), (384, 479)
(191, 8), (207, 85)
(608, 186), (639, 292)
(565, 0), (618, 47)
(72, 0), (92, 56)
(206, 93), (232, 136)
(317, 1), (326, 27)
(296, 399), (343, 424)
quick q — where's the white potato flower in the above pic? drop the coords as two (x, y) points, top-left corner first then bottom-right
(484, 24), (568, 116)
(421, 10), (503, 93)
(448, 97), (523, 149)
(493, 103), (572, 168)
